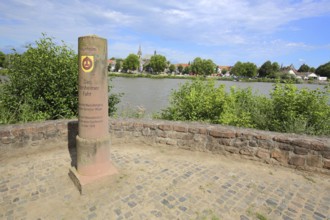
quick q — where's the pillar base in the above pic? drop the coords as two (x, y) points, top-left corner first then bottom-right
(69, 165), (118, 195)
(69, 135), (118, 194)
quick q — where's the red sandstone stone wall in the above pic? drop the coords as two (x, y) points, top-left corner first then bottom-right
(1, 119), (329, 175)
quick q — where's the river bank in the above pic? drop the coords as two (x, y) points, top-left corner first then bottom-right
(109, 72), (329, 85)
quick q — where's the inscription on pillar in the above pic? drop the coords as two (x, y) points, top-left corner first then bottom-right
(78, 36), (108, 139)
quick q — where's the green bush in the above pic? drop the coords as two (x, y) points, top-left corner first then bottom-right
(270, 83), (330, 135)
(158, 79), (330, 135)
(160, 80), (227, 122)
(217, 87), (272, 129)
(0, 34), (120, 124)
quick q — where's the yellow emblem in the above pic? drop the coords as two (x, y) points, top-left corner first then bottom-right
(81, 56), (94, 73)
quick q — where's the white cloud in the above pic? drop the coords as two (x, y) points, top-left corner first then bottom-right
(0, 0), (329, 66)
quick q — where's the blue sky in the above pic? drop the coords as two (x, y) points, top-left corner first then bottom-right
(1, 0), (330, 68)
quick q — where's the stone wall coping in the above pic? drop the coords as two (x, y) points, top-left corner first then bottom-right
(1, 118), (329, 175)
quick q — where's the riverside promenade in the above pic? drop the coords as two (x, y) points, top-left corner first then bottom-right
(1, 141), (329, 220)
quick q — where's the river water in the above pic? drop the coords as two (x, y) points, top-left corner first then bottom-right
(110, 77), (327, 116)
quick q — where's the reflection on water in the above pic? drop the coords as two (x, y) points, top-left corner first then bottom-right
(110, 77), (327, 116)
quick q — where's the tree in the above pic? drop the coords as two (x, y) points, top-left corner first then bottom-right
(315, 61), (330, 78)
(0, 34), (120, 123)
(231, 61), (257, 77)
(272, 62), (280, 73)
(258, 61), (280, 77)
(169, 64), (176, 73)
(310, 67), (316, 73)
(177, 65), (183, 74)
(258, 61), (272, 77)
(221, 68), (228, 75)
(298, 64), (310, 72)
(190, 57), (216, 76)
(149, 54), (167, 73)
(183, 66), (191, 75)
(115, 59), (123, 72)
(0, 51), (5, 68)
(122, 54), (139, 72)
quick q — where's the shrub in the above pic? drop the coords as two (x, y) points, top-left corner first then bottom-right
(160, 80), (227, 122)
(270, 83), (330, 135)
(0, 34), (120, 124)
(217, 87), (271, 129)
(158, 79), (330, 135)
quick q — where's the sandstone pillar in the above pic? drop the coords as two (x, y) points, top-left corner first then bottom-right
(69, 35), (118, 194)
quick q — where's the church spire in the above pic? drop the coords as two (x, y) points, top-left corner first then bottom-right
(137, 45), (142, 58)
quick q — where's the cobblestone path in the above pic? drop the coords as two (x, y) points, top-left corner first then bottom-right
(1, 143), (329, 220)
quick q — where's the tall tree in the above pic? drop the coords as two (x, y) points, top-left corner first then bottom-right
(177, 65), (184, 73)
(231, 61), (258, 77)
(258, 61), (272, 77)
(272, 62), (280, 73)
(315, 61), (330, 78)
(183, 66), (191, 75)
(258, 61), (280, 77)
(149, 54), (167, 73)
(298, 64), (310, 72)
(0, 51), (5, 68)
(169, 64), (176, 73)
(122, 54), (139, 72)
(190, 57), (216, 76)
(115, 59), (123, 72)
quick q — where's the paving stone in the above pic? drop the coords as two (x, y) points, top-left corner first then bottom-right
(1, 143), (329, 219)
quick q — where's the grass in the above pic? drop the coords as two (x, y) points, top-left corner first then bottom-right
(256, 212), (268, 220)
(195, 209), (221, 220)
(302, 174), (316, 183)
(246, 205), (268, 220)
(113, 104), (146, 119)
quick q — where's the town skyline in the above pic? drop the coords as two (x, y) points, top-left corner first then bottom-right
(0, 0), (330, 68)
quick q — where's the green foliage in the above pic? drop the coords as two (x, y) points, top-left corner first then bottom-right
(183, 66), (191, 75)
(221, 68), (228, 75)
(231, 61), (258, 77)
(115, 59), (123, 72)
(159, 79), (330, 135)
(149, 54), (167, 73)
(108, 78), (122, 116)
(190, 57), (216, 76)
(177, 65), (183, 73)
(122, 54), (139, 72)
(0, 68), (9, 76)
(0, 34), (121, 124)
(0, 51), (5, 68)
(316, 61), (330, 77)
(298, 63), (310, 72)
(256, 213), (268, 220)
(160, 80), (227, 122)
(217, 87), (271, 129)
(267, 71), (301, 83)
(258, 61), (279, 77)
(1, 35), (79, 122)
(113, 103), (146, 119)
(169, 64), (176, 73)
(270, 83), (330, 135)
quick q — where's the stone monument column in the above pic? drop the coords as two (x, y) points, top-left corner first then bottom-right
(70, 35), (118, 194)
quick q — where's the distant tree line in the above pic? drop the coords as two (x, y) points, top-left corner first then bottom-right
(106, 52), (330, 79)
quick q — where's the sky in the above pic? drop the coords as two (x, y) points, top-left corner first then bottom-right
(1, 0), (330, 68)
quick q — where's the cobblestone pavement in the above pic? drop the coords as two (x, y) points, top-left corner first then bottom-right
(1, 143), (330, 220)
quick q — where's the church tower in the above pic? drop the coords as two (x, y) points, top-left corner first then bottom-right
(137, 45), (143, 72)
(137, 45), (142, 59)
